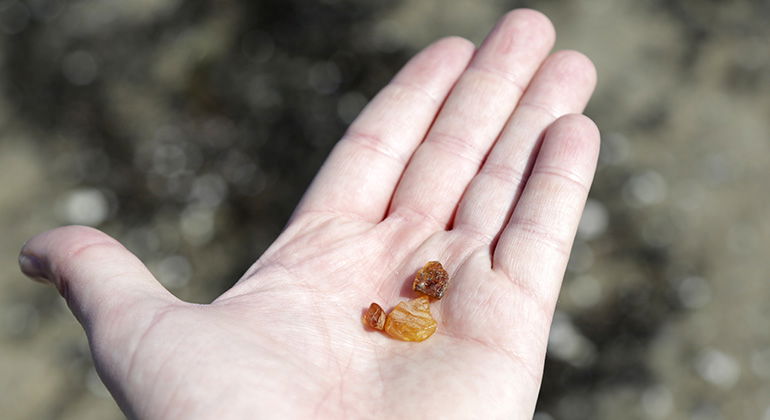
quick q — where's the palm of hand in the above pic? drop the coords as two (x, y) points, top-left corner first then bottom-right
(21, 9), (599, 420)
(127, 214), (542, 418)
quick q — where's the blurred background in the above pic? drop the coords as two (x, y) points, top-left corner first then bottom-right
(1, 0), (769, 419)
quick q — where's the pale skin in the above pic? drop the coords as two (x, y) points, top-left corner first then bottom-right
(19, 9), (599, 420)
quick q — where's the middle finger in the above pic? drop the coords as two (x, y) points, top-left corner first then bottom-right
(386, 9), (556, 231)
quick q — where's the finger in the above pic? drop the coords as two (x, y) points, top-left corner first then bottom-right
(453, 50), (597, 243)
(292, 37), (475, 223)
(494, 114), (600, 306)
(19, 225), (178, 331)
(388, 9), (555, 230)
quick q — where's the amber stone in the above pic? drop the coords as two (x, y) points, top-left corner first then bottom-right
(412, 261), (449, 299)
(384, 296), (437, 342)
(363, 302), (386, 330)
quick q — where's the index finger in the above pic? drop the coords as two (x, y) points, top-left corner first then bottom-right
(292, 37), (475, 223)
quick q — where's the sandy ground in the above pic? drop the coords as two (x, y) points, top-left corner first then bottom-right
(1, 0), (769, 419)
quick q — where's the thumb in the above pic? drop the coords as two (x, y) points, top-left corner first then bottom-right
(19, 225), (178, 329)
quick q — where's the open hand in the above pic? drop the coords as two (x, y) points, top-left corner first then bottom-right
(20, 9), (599, 419)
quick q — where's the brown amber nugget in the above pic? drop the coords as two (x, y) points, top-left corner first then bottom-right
(363, 303), (386, 330)
(412, 261), (449, 299)
(384, 296), (437, 342)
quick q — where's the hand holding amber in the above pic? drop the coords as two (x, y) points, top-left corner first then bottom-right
(20, 9), (598, 419)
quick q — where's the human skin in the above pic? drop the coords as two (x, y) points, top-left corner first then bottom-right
(19, 9), (599, 420)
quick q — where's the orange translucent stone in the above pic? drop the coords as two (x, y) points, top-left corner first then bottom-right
(384, 296), (437, 342)
(362, 302), (386, 330)
(412, 261), (449, 299)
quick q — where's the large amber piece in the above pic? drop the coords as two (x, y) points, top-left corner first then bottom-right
(412, 261), (449, 299)
(384, 296), (437, 342)
(363, 302), (386, 330)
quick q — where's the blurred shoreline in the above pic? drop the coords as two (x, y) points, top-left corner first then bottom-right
(2, 1), (769, 419)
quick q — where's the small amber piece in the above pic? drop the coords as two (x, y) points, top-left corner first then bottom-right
(363, 303), (386, 330)
(412, 261), (449, 299)
(384, 296), (437, 342)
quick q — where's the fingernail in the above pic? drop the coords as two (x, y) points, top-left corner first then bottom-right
(19, 254), (50, 284)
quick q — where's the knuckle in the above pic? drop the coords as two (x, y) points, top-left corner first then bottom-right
(481, 162), (525, 187)
(534, 165), (590, 194)
(509, 215), (571, 258)
(428, 130), (483, 167)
